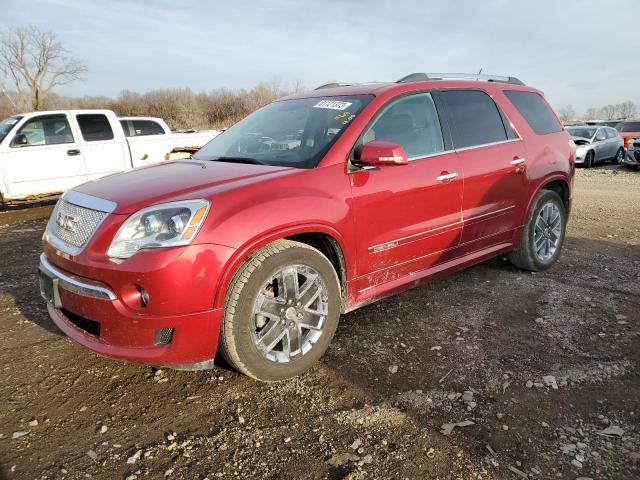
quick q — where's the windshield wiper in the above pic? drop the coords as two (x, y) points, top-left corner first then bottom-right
(204, 156), (268, 166)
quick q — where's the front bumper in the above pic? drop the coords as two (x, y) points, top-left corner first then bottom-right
(624, 150), (639, 167)
(39, 241), (234, 368)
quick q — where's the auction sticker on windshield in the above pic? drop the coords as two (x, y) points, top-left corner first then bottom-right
(313, 100), (353, 110)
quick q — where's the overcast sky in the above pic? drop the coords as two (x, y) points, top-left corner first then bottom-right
(2, 0), (639, 114)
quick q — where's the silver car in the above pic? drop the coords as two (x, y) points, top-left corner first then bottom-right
(566, 126), (625, 167)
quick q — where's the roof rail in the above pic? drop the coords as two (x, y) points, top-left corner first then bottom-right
(397, 72), (525, 86)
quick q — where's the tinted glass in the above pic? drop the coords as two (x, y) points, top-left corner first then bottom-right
(76, 114), (114, 141)
(0, 116), (22, 143)
(617, 122), (640, 132)
(131, 120), (165, 136)
(441, 90), (508, 148)
(194, 95), (373, 169)
(13, 114), (74, 147)
(359, 93), (444, 158)
(504, 91), (562, 135)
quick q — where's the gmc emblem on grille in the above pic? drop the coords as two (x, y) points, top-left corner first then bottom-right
(56, 211), (78, 232)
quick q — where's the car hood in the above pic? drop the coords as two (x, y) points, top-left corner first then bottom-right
(72, 160), (296, 214)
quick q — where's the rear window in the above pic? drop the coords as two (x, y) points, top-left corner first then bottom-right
(131, 120), (165, 136)
(504, 91), (562, 135)
(440, 90), (509, 148)
(76, 114), (114, 141)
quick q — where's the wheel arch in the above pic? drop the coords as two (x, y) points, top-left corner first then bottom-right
(213, 224), (350, 311)
(522, 175), (571, 228)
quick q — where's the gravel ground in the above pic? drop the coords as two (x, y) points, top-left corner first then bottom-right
(0, 166), (638, 480)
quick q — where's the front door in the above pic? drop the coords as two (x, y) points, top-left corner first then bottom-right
(0, 113), (86, 198)
(350, 92), (463, 292)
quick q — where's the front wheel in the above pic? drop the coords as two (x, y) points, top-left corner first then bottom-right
(584, 150), (594, 168)
(219, 240), (342, 381)
(508, 190), (567, 272)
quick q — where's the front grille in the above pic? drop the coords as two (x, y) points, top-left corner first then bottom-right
(47, 200), (108, 255)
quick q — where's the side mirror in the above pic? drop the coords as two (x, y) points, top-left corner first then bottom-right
(594, 135), (606, 142)
(11, 133), (28, 147)
(358, 140), (408, 166)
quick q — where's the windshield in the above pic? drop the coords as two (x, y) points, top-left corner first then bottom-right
(193, 95), (373, 169)
(616, 122), (640, 132)
(0, 116), (22, 144)
(567, 126), (596, 139)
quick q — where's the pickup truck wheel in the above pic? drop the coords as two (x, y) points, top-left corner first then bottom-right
(508, 190), (566, 272)
(219, 239), (341, 381)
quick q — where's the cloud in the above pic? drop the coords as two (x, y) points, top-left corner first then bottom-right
(1, 0), (639, 114)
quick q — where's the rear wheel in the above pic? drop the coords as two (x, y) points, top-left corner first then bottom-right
(584, 150), (594, 168)
(508, 190), (567, 272)
(219, 240), (341, 381)
(614, 147), (624, 164)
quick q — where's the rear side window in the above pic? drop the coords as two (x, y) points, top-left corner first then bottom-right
(131, 120), (165, 136)
(441, 90), (509, 148)
(76, 114), (114, 141)
(504, 91), (562, 135)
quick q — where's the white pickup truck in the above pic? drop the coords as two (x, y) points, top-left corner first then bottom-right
(0, 110), (220, 203)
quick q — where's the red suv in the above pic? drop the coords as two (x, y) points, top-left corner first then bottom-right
(39, 73), (574, 381)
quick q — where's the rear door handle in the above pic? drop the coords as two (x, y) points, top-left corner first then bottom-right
(436, 172), (458, 182)
(67, 149), (81, 156)
(511, 158), (526, 165)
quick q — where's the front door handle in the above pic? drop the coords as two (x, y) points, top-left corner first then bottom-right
(67, 149), (81, 156)
(436, 172), (458, 182)
(511, 158), (526, 165)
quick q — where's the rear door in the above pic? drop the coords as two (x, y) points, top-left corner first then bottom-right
(438, 89), (526, 249)
(0, 113), (86, 198)
(350, 92), (463, 288)
(75, 113), (130, 180)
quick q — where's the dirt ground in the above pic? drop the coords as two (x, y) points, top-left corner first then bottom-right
(0, 166), (638, 480)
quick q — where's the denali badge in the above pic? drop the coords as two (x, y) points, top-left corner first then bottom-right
(56, 211), (78, 232)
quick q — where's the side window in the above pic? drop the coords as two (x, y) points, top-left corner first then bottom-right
(131, 120), (165, 136)
(76, 114), (115, 141)
(607, 128), (618, 139)
(441, 90), (509, 149)
(360, 93), (445, 158)
(12, 114), (74, 147)
(504, 91), (562, 135)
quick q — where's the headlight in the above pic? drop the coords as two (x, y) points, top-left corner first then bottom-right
(107, 200), (210, 259)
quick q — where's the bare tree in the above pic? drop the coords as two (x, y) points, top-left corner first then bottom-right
(558, 104), (576, 122)
(615, 100), (638, 120)
(584, 107), (600, 121)
(600, 104), (617, 121)
(0, 25), (87, 111)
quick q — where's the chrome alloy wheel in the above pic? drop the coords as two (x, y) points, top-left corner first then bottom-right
(251, 265), (329, 363)
(533, 202), (562, 262)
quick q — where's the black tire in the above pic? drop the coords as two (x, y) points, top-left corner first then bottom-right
(613, 147), (624, 164)
(584, 150), (594, 168)
(508, 190), (567, 272)
(219, 239), (341, 381)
